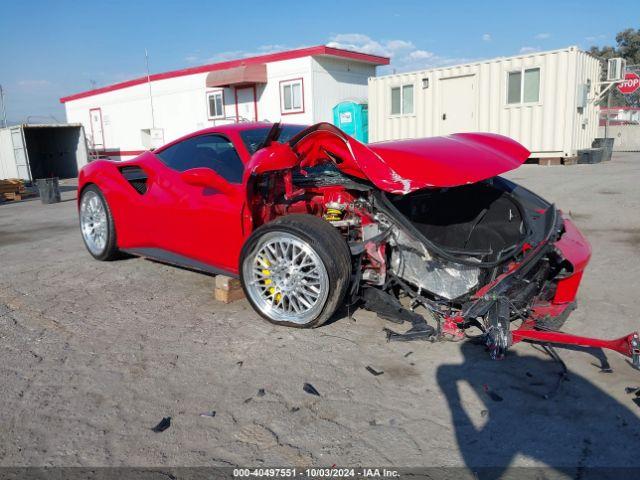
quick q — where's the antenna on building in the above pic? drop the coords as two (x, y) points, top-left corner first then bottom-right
(0, 84), (7, 128)
(145, 48), (156, 129)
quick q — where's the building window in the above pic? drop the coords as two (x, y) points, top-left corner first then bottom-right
(391, 84), (414, 115)
(507, 68), (540, 104)
(280, 79), (304, 114)
(207, 91), (224, 119)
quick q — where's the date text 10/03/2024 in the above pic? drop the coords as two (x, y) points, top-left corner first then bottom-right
(233, 468), (400, 478)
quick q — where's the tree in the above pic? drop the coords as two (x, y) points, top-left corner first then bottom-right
(589, 28), (640, 107)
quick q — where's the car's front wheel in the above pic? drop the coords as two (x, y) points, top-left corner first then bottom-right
(79, 185), (119, 261)
(240, 214), (351, 328)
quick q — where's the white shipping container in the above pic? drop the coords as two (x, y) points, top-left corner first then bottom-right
(0, 124), (89, 181)
(368, 46), (601, 158)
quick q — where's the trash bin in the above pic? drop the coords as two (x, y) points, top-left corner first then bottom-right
(36, 177), (61, 204)
(592, 137), (614, 162)
(577, 148), (604, 164)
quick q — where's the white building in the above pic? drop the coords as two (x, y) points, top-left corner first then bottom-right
(61, 46), (389, 159)
(368, 46), (601, 159)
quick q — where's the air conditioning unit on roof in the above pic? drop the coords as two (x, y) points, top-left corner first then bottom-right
(607, 58), (626, 82)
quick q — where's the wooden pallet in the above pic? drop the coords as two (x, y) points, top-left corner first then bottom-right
(0, 179), (29, 201)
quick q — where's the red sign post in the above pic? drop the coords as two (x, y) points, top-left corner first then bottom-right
(617, 72), (640, 95)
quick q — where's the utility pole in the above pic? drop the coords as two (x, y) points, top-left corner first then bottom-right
(605, 87), (612, 139)
(0, 84), (7, 128)
(145, 49), (156, 129)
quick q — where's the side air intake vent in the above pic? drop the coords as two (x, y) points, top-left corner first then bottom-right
(119, 166), (148, 194)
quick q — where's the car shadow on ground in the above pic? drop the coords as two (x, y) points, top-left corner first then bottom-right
(436, 341), (640, 477)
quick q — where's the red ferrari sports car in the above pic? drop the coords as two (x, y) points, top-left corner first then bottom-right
(78, 122), (639, 363)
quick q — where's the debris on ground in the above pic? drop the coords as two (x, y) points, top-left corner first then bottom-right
(541, 344), (569, 400)
(366, 366), (384, 376)
(290, 407), (300, 413)
(199, 411), (216, 418)
(0, 179), (34, 202)
(243, 397), (252, 404)
(236, 361), (243, 367)
(483, 384), (504, 402)
(151, 417), (171, 433)
(404, 351), (413, 358)
(526, 372), (533, 378)
(624, 386), (639, 395)
(257, 388), (266, 397)
(303, 383), (320, 396)
(481, 409), (489, 418)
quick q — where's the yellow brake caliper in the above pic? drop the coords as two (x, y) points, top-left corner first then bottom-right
(259, 256), (281, 303)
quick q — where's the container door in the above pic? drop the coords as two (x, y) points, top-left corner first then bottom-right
(439, 75), (477, 135)
(10, 127), (32, 181)
(89, 108), (105, 149)
(235, 87), (256, 122)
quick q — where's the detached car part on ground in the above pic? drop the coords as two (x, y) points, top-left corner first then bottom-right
(77, 122), (640, 366)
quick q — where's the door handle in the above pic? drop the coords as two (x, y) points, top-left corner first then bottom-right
(442, 113), (447, 121)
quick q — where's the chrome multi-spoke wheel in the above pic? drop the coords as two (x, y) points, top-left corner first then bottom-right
(80, 189), (109, 256)
(243, 231), (330, 325)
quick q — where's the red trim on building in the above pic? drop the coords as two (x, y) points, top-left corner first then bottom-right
(101, 150), (146, 157)
(234, 88), (240, 122)
(253, 84), (258, 121)
(279, 78), (305, 116)
(60, 46), (389, 103)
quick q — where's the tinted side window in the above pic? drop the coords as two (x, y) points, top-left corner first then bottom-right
(156, 134), (244, 183)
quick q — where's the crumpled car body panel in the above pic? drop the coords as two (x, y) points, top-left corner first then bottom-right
(247, 123), (531, 193)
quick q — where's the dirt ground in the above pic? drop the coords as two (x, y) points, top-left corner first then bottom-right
(1, 153), (639, 473)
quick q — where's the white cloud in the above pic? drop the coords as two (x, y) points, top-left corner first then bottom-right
(585, 34), (606, 42)
(18, 79), (52, 87)
(185, 44), (309, 65)
(326, 33), (415, 58)
(519, 46), (540, 54)
(408, 49), (434, 60)
(327, 33), (463, 71)
(534, 33), (551, 40)
(180, 33), (472, 74)
(482, 33), (492, 42)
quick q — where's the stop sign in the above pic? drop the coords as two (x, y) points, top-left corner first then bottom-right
(617, 72), (640, 95)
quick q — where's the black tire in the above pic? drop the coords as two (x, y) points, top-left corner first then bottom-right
(78, 184), (120, 261)
(239, 214), (352, 328)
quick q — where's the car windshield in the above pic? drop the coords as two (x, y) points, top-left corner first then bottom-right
(239, 125), (307, 155)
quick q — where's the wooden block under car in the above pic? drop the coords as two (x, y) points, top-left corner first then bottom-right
(214, 275), (245, 303)
(537, 157), (562, 166)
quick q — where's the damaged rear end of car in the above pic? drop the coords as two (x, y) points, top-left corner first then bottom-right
(242, 123), (640, 365)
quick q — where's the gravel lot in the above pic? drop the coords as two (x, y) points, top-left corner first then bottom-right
(1, 153), (639, 472)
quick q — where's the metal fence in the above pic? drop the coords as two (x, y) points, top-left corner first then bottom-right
(598, 65), (640, 151)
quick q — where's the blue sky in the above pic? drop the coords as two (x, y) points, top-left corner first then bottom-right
(0, 0), (634, 123)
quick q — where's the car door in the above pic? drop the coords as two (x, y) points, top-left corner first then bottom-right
(151, 133), (246, 274)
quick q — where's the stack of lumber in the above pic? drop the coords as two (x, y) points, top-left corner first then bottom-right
(0, 179), (33, 201)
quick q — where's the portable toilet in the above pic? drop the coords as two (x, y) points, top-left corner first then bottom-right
(332, 101), (368, 143)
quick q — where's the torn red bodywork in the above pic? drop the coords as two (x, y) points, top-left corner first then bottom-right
(246, 123), (531, 194)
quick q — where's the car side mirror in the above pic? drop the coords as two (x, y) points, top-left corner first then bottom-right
(181, 168), (236, 196)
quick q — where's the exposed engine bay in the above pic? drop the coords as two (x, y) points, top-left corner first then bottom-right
(242, 123), (640, 365)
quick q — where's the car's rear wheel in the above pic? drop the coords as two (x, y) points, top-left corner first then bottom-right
(79, 185), (119, 261)
(240, 214), (351, 328)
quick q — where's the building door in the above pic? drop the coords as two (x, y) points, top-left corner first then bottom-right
(10, 127), (32, 181)
(89, 108), (105, 148)
(235, 87), (256, 122)
(439, 75), (477, 135)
